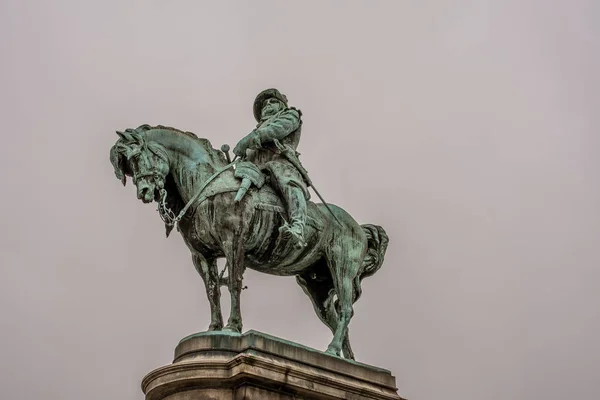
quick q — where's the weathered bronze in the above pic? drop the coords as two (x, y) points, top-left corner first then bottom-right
(109, 89), (388, 359)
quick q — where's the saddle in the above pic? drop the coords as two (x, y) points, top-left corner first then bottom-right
(233, 161), (323, 232)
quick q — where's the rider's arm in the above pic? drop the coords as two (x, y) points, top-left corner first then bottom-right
(251, 109), (300, 146)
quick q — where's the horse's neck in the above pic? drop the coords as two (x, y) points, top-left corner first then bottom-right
(147, 129), (228, 203)
(168, 154), (211, 203)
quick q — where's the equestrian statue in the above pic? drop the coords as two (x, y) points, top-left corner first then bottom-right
(109, 89), (388, 359)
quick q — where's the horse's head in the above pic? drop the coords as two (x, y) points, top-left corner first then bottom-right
(109, 126), (170, 204)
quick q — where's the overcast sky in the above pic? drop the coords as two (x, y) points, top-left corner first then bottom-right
(1, 1), (599, 399)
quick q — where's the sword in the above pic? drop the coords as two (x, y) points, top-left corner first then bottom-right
(273, 139), (343, 226)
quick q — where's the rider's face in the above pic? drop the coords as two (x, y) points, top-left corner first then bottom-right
(261, 98), (283, 118)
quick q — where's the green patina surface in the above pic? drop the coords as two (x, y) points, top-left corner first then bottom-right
(109, 89), (389, 360)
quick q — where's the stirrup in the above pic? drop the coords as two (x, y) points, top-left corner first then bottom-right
(279, 223), (306, 249)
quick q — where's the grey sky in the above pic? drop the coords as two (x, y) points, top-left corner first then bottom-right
(1, 1), (598, 399)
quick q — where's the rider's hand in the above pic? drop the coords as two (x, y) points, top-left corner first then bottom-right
(233, 136), (250, 157)
(233, 131), (261, 157)
(247, 130), (262, 150)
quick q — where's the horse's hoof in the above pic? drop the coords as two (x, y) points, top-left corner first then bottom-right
(325, 345), (341, 357)
(223, 325), (242, 333)
(208, 323), (223, 331)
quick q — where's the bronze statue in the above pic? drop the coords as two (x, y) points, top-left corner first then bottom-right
(109, 89), (388, 360)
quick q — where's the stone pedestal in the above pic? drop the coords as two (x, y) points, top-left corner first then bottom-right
(142, 330), (405, 400)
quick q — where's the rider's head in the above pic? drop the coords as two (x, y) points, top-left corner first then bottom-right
(253, 88), (288, 122)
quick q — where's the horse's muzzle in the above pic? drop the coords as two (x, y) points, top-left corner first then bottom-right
(137, 184), (154, 203)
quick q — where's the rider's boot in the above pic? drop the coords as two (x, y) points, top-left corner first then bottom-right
(279, 185), (307, 249)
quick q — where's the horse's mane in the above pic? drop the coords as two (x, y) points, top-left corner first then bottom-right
(110, 123), (228, 186)
(131, 124), (227, 165)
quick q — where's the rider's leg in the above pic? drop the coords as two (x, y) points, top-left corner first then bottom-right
(265, 161), (308, 248)
(279, 183), (307, 246)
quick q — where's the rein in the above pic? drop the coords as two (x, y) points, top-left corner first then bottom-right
(158, 160), (238, 228)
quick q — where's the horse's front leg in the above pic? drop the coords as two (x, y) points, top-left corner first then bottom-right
(192, 254), (223, 331)
(222, 235), (246, 333)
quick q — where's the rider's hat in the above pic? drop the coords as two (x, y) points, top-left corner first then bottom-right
(253, 88), (288, 122)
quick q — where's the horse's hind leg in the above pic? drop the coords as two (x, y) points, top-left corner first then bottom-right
(325, 241), (365, 358)
(296, 272), (355, 359)
(192, 253), (223, 331)
(325, 274), (354, 357)
(341, 320), (355, 359)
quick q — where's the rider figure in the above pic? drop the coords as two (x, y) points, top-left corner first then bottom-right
(233, 88), (309, 248)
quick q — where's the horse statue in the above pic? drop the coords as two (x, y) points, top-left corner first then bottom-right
(109, 124), (388, 359)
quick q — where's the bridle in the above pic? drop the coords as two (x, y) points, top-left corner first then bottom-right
(128, 147), (157, 185)
(127, 143), (238, 230)
(127, 146), (173, 224)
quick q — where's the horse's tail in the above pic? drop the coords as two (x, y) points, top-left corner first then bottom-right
(353, 224), (389, 303)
